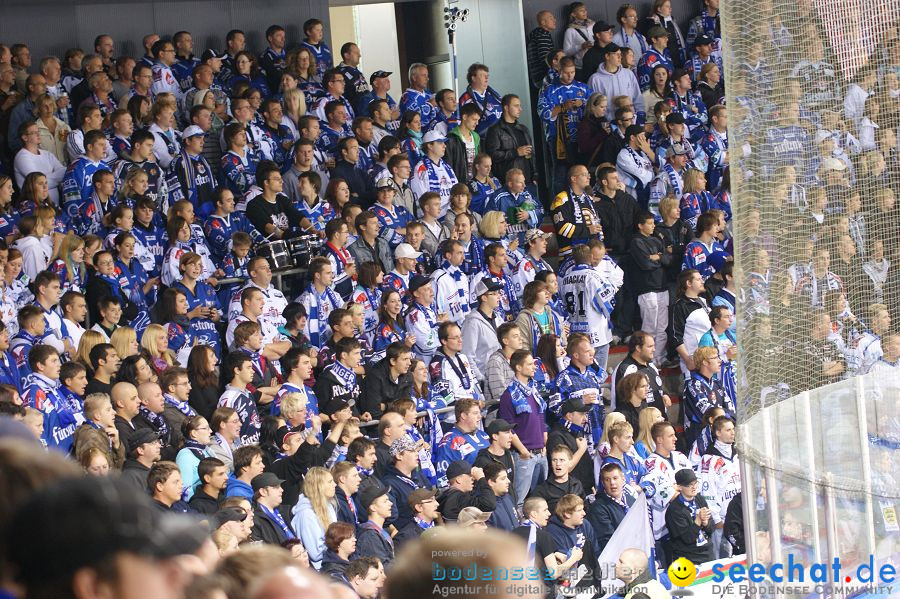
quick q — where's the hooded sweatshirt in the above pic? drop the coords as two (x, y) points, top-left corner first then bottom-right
(291, 494), (337, 568)
(588, 65), (645, 121)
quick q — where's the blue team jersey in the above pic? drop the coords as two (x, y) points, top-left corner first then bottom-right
(299, 41), (333, 78)
(682, 238), (728, 280)
(399, 88), (437, 130)
(538, 81), (590, 144)
(24, 373), (79, 453)
(173, 281), (223, 356)
(458, 86), (503, 135)
(433, 426), (490, 487)
(371, 203), (413, 248)
(637, 48), (674, 91)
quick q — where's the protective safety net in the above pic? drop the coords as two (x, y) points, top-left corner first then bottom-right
(724, 0), (900, 591)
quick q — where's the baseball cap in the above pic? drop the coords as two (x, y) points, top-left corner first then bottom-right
(201, 49), (225, 61)
(409, 274), (432, 293)
(472, 277), (503, 298)
(593, 21), (614, 33)
(423, 129), (447, 144)
(524, 228), (551, 244)
(485, 418), (516, 436)
(602, 42), (622, 55)
(407, 488), (437, 509)
(375, 176), (394, 190)
(127, 428), (160, 454)
(275, 425), (304, 448)
(7, 476), (203, 586)
(675, 468), (698, 486)
(445, 459), (473, 481)
(669, 141), (691, 157)
(395, 242), (423, 260)
(647, 25), (669, 39)
(665, 112), (686, 125)
(210, 506), (249, 529)
(182, 125), (206, 138)
(358, 479), (390, 513)
(821, 157), (847, 172)
(389, 437), (418, 458)
(458, 506), (491, 527)
(694, 34), (714, 46)
(561, 398), (592, 415)
(369, 70), (392, 85)
(251, 472), (285, 492)
(624, 124), (644, 139)
(320, 396), (355, 416)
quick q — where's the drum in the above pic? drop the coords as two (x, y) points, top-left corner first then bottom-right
(287, 234), (324, 267)
(257, 240), (291, 270)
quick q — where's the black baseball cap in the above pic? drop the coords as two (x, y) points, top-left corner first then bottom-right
(251, 472), (285, 492)
(445, 460), (473, 481)
(358, 478), (390, 512)
(127, 428), (160, 454)
(201, 48), (225, 61)
(624, 124), (645, 139)
(593, 21), (614, 33)
(561, 398), (592, 415)
(665, 112), (686, 125)
(694, 34), (714, 47)
(409, 274), (431, 293)
(602, 42), (622, 55)
(369, 70), (392, 85)
(675, 468), (698, 486)
(485, 419), (516, 436)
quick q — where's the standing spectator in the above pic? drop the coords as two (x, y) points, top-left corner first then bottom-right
(484, 94), (535, 184)
(539, 57), (589, 190)
(300, 18), (333, 78)
(462, 278), (503, 378)
(594, 165), (638, 258)
(637, 27), (674, 92)
(587, 462), (636, 553)
(612, 331), (670, 412)
(526, 11), (557, 89)
(641, 0), (687, 67)
(8, 73), (46, 153)
(499, 349), (549, 508)
(630, 211), (671, 363)
(484, 322), (523, 404)
(588, 45), (643, 121)
(614, 5), (649, 63)
(698, 416), (739, 558)
(616, 124), (655, 206)
(665, 468), (715, 563)
(668, 269), (712, 376)
(459, 63), (503, 135)
(399, 63), (437, 131)
(550, 165), (601, 259)
(641, 420), (692, 565)
(563, 2), (595, 71)
(581, 21), (616, 82)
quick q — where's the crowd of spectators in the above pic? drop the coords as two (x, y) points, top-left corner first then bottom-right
(0, 0), (894, 597)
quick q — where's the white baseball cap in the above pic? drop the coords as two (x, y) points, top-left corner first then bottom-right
(394, 243), (423, 260)
(422, 129), (447, 144)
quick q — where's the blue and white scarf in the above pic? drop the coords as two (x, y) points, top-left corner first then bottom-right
(261, 503), (296, 539)
(138, 405), (170, 442)
(509, 378), (546, 415)
(164, 393), (196, 417)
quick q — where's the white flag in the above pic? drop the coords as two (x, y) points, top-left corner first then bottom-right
(596, 494), (656, 599)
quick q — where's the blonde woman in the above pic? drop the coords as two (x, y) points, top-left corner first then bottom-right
(142, 323), (175, 375)
(281, 87), (307, 140)
(634, 406), (664, 459)
(34, 93), (70, 164)
(479, 210), (523, 265)
(595, 411), (627, 461)
(75, 329), (106, 376)
(110, 326), (139, 359)
(290, 466), (337, 569)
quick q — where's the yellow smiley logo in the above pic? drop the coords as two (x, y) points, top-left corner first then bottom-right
(668, 557), (698, 587)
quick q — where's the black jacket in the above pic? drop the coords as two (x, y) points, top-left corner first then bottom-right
(321, 550), (351, 583)
(335, 486), (360, 526)
(724, 492), (744, 554)
(445, 132), (471, 185)
(394, 519), (427, 551)
(655, 221), (692, 283)
(251, 503), (294, 545)
(374, 440), (392, 481)
(384, 465), (431, 529)
(483, 118), (536, 183)
(188, 384), (221, 421)
(270, 438), (337, 509)
(360, 358), (412, 419)
(546, 424), (594, 495)
(629, 233), (669, 293)
(121, 459), (151, 494)
(437, 481), (497, 522)
(593, 190), (638, 256)
(665, 494), (716, 563)
(487, 493), (518, 531)
(85, 273), (138, 326)
(473, 447), (516, 504)
(587, 491), (636, 552)
(353, 521), (395, 568)
(313, 368), (361, 417)
(114, 415), (137, 453)
(188, 489), (222, 515)
(332, 160), (369, 204)
(531, 476), (584, 513)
